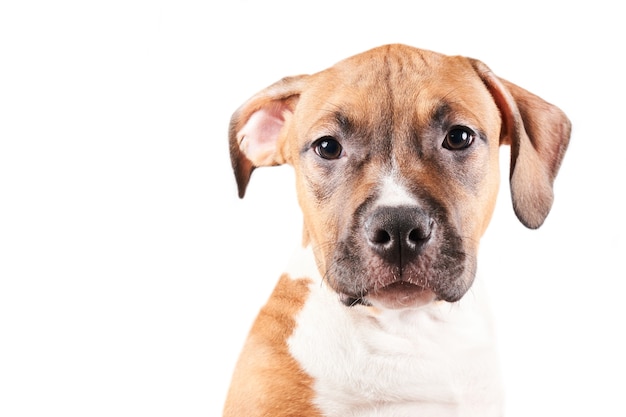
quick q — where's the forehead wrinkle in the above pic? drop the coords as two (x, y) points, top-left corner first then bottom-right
(302, 92), (358, 129)
(435, 85), (493, 127)
(428, 101), (453, 131)
(298, 106), (344, 145)
(428, 98), (486, 136)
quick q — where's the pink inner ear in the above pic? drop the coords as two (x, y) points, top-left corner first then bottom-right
(238, 104), (286, 166)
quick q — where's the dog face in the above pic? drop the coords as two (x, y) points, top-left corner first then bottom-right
(230, 44), (570, 309)
(287, 51), (502, 308)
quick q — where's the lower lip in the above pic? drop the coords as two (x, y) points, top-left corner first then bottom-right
(368, 282), (437, 308)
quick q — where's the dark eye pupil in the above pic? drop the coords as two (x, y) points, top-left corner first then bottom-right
(444, 128), (473, 150)
(316, 137), (342, 159)
(449, 129), (468, 144)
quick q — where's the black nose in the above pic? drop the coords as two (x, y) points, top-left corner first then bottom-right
(364, 206), (433, 265)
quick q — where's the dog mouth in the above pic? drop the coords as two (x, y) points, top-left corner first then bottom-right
(339, 281), (437, 309)
(332, 202), (474, 309)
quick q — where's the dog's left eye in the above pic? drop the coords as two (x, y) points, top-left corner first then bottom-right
(313, 136), (343, 160)
(443, 127), (475, 150)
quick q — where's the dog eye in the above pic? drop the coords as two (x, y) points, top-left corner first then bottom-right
(443, 127), (475, 150)
(313, 136), (343, 160)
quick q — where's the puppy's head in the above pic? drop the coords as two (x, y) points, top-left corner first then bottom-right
(229, 44), (570, 309)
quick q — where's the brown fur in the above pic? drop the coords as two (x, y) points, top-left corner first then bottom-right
(223, 275), (322, 417)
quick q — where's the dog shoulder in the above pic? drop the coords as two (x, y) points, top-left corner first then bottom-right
(224, 253), (325, 416)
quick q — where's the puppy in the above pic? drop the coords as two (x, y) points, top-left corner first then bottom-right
(224, 44), (570, 416)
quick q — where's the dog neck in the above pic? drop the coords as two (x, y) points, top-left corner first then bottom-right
(282, 245), (503, 415)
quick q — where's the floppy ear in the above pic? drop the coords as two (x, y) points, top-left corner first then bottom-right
(470, 60), (571, 229)
(229, 75), (308, 198)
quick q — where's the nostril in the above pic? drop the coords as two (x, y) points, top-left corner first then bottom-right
(371, 229), (392, 245)
(408, 223), (432, 244)
(408, 229), (422, 244)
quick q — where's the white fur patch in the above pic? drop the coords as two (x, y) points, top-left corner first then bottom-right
(375, 174), (417, 208)
(286, 247), (503, 416)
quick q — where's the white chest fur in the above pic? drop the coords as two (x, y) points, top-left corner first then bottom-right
(285, 247), (504, 417)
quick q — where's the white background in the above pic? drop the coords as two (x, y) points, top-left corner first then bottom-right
(1, 1), (624, 416)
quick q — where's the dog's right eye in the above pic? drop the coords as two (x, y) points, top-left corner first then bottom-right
(313, 136), (343, 160)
